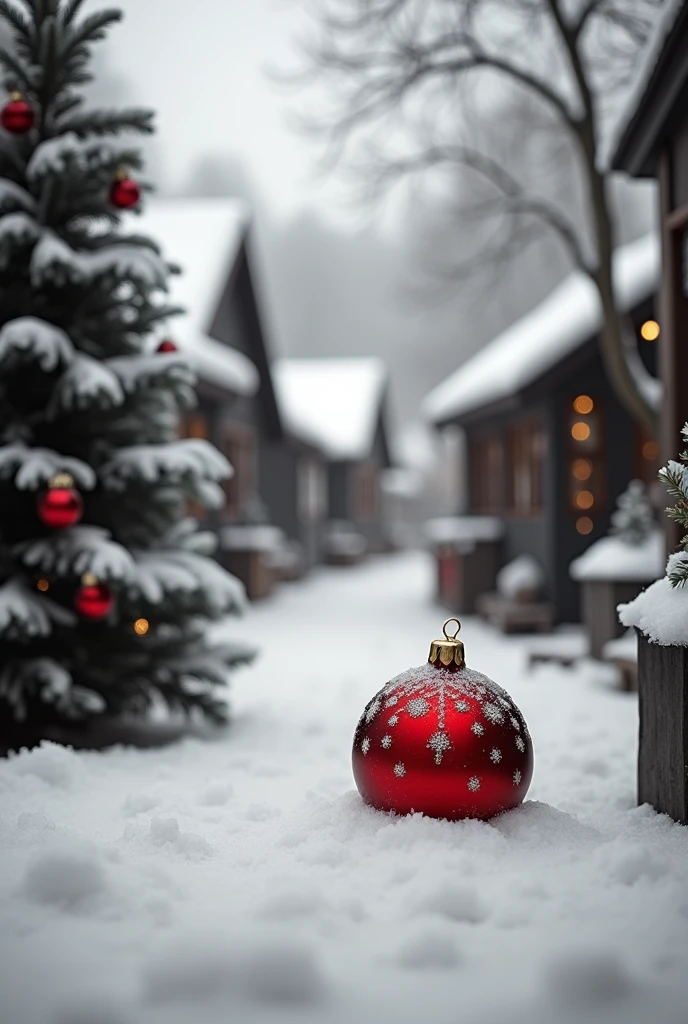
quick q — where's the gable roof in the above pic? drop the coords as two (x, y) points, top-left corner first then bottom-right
(136, 198), (259, 396)
(274, 357), (388, 461)
(610, 0), (688, 175)
(422, 233), (660, 426)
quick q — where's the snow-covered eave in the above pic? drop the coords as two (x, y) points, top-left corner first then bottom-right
(608, 0), (688, 176)
(185, 334), (259, 398)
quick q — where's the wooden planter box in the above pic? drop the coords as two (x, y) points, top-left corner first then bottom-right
(224, 549), (274, 602)
(637, 630), (688, 823)
(435, 540), (501, 615)
(580, 580), (646, 660)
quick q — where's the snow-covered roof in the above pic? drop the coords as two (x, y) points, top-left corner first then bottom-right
(136, 198), (259, 396)
(273, 358), (387, 460)
(422, 233), (659, 426)
(605, 0), (685, 172)
(569, 528), (664, 584)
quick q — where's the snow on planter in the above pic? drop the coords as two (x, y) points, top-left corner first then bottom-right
(496, 554), (544, 599)
(619, 552), (688, 646)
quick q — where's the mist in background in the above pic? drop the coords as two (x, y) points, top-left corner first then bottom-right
(91, 0), (659, 465)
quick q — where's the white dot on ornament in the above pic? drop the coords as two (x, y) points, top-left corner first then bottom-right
(394, 763), (406, 778)
(361, 738), (370, 755)
(385, 695), (399, 707)
(511, 716), (521, 731)
(513, 770), (522, 786)
(483, 702), (504, 725)
(467, 776), (480, 792)
(455, 700), (469, 713)
(381, 735), (392, 749)
(407, 698), (429, 718)
(516, 736), (525, 753)
(471, 722), (484, 736)
(388, 715), (399, 727)
(490, 748), (502, 763)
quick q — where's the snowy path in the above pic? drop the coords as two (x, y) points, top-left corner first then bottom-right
(2, 552), (688, 1024)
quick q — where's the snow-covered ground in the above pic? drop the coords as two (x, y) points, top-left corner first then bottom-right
(1, 552), (688, 1024)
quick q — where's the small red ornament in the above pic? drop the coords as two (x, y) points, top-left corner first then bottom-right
(1, 92), (34, 134)
(74, 575), (113, 621)
(157, 338), (177, 353)
(110, 171), (140, 210)
(353, 618), (533, 821)
(37, 473), (84, 529)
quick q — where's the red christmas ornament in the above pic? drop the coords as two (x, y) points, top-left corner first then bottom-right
(37, 473), (84, 529)
(110, 172), (140, 209)
(157, 338), (177, 353)
(1, 92), (34, 134)
(353, 618), (533, 821)
(74, 575), (113, 621)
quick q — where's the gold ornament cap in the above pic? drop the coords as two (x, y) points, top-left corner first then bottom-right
(428, 618), (465, 669)
(48, 472), (75, 489)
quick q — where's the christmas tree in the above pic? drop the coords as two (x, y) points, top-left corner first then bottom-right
(610, 479), (654, 546)
(0, 0), (251, 739)
(659, 424), (688, 587)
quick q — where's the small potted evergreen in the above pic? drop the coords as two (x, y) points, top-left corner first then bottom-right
(619, 426), (688, 822)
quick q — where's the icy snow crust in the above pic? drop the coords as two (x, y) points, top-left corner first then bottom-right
(423, 233), (659, 424)
(2, 553), (688, 1024)
(570, 528), (664, 583)
(619, 552), (688, 646)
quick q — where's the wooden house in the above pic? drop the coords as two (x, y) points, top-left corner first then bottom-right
(137, 199), (327, 594)
(611, 0), (688, 822)
(274, 358), (392, 558)
(421, 234), (660, 623)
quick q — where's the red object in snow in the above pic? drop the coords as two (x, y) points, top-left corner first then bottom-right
(352, 619), (533, 821)
(157, 338), (178, 353)
(110, 174), (140, 209)
(74, 577), (113, 621)
(37, 474), (84, 529)
(1, 94), (34, 134)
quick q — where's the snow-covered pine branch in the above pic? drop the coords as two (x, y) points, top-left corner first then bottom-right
(0, 657), (71, 722)
(31, 231), (168, 290)
(128, 549), (245, 614)
(659, 460), (688, 506)
(100, 440), (233, 510)
(0, 212), (40, 267)
(0, 179), (36, 215)
(610, 480), (654, 546)
(107, 351), (196, 405)
(0, 317), (74, 373)
(0, 445), (96, 489)
(163, 516), (218, 556)
(19, 525), (135, 581)
(49, 352), (124, 412)
(26, 132), (141, 181)
(0, 578), (75, 640)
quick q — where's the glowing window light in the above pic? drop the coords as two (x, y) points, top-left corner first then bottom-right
(642, 440), (660, 461)
(640, 320), (660, 341)
(571, 421), (591, 442)
(575, 490), (594, 509)
(576, 516), (593, 535)
(37, 578), (49, 592)
(572, 458), (592, 481)
(573, 395), (594, 415)
(134, 618), (149, 636)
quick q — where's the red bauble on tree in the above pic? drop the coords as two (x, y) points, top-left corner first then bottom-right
(1, 92), (34, 133)
(74, 575), (113, 621)
(352, 619), (533, 821)
(157, 338), (177, 353)
(110, 170), (140, 209)
(37, 473), (84, 529)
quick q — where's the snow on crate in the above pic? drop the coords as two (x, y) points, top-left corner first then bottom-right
(570, 528), (664, 582)
(497, 555), (544, 599)
(424, 515), (503, 550)
(422, 233), (659, 425)
(135, 199), (259, 397)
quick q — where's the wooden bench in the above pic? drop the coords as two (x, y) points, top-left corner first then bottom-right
(476, 592), (554, 634)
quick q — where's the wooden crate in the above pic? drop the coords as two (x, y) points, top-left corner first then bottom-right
(434, 541), (501, 614)
(476, 592), (553, 634)
(580, 579), (646, 660)
(224, 549), (274, 602)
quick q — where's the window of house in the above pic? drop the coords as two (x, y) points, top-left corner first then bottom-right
(220, 422), (256, 521)
(470, 433), (503, 514)
(507, 419), (546, 516)
(351, 462), (379, 521)
(298, 458), (328, 523)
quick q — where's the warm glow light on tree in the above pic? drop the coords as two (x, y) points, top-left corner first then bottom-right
(640, 320), (660, 341)
(575, 490), (594, 509)
(36, 579), (49, 592)
(134, 618), (149, 636)
(576, 516), (593, 535)
(642, 440), (660, 460)
(573, 395), (594, 415)
(571, 421), (591, 441)
(572, 458), (592, 481)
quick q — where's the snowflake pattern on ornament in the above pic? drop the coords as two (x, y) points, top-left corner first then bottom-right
(513, 770), (522, 785)
(467, 776), (481, 792)
(361, 737), (370, 755)
(371, 664), (524, 775)
(515, 736), (525, 753)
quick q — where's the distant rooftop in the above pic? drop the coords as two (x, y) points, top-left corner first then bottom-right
(136, 198), (259, 396)
(422, 233), (659, 426)
(274, 358), (387, 460)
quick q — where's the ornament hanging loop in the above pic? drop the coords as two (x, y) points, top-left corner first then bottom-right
(442, 617), (461, 641)
(429, 618), (465, 670)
